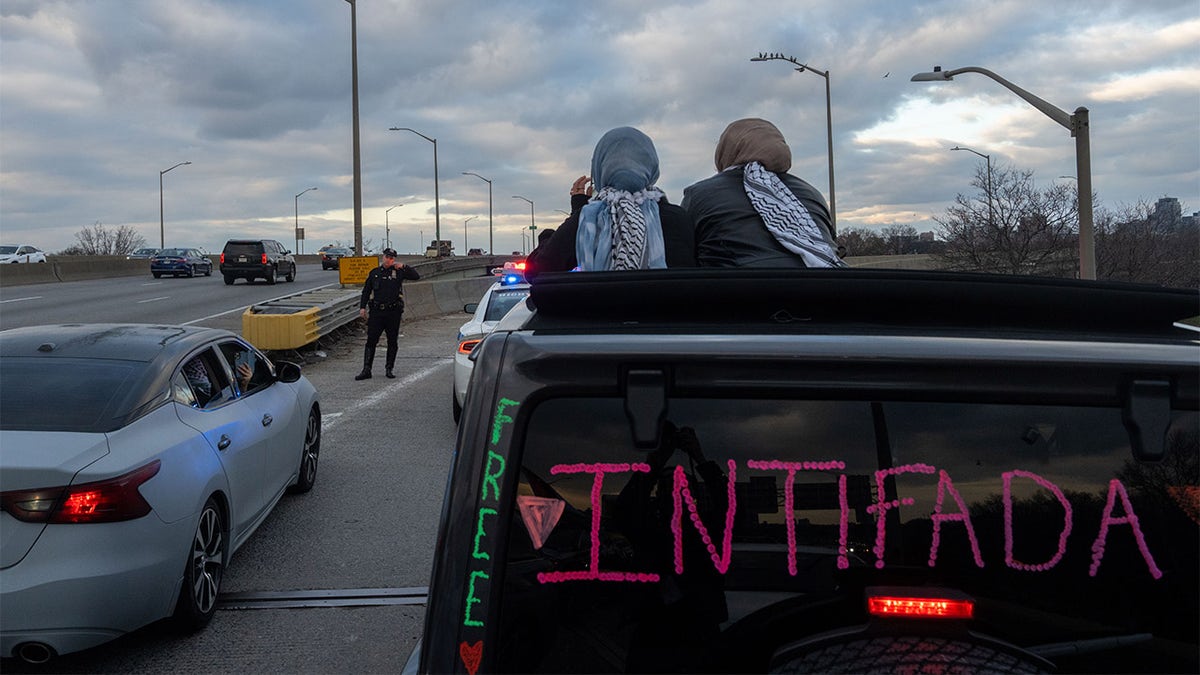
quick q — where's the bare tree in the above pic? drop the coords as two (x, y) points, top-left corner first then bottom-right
(1096, 201), (1198, 288)
(67, 222), (147, 255)
(880, 224), (919, 254)
(934, 164), (1078, 277)
(837, 227), (888, 256)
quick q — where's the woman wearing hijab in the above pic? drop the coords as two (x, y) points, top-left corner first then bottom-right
(682, 118), (845, 268)
(525, 126), (695, 279)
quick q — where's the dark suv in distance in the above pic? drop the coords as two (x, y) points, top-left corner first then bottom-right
(409, 269), (1199, 675)
(219, 239), (296, 285)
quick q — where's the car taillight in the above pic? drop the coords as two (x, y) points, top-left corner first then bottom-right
(261, 253), (268, 264)
(0, 460), (160, 524)
(866, 587), (974, 620)
(220, 252), (226, 264)
(458, 338), (482, 355)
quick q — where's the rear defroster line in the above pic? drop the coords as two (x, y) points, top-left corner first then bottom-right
(218, 586), (428, 610)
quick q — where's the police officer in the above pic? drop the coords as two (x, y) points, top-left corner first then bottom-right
(355, 248), (420, 380)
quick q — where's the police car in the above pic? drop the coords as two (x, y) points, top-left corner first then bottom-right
(452, 270), (530, 423)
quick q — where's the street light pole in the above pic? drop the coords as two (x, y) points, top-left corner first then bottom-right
(513, 195), (534, 254)
(950, 146), (993, 228)
(751, 53), (837, 234)
(385, 204), (403, 250)
(344, 0), (363, 256)
(390, 127), (440, 243)
(159, 161), (191, 249)
(464, 216), (477, 252)
(911, 65), (1094, 280)
(463, 172), (493, 254)
(295, 187), (318, 254)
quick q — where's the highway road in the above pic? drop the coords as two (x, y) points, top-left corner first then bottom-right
(0, 270), (469, 672)
(0, 262), (343, 333)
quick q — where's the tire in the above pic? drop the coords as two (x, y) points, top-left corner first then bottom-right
(223, 274), (235, 286)
(153, 272), (162, 278)
(186, 265), (195, 278)
(288, 406), (321, 494)
(204, 265), (212, 277)
(173, 497), (225, 632)
(770, 636), (1048, 674)
(452, 389), (463, 424)
(265, 267), (276, 285)
(285, 263), (296, 282)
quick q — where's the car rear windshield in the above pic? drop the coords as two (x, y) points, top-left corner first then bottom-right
(496, 396), (1199, 673)
(158, 248), (188, 257)
(0, 358), (149, 432)
(484, 288), (530, 322)
(224, 242), (263, 257)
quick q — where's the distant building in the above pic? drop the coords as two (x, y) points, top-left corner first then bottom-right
(1182, 211), (1198, 229)
(1152, 197), (1182, 230)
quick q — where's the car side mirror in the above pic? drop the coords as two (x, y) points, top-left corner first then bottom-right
(464, 303), (479, 313)
(276, 361), (303, 383)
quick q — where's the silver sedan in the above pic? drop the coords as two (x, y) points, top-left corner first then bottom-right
(0, 324), (321, 663)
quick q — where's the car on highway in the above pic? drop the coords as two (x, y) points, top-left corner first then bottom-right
(412, 268), (1199, 675)
(150, 247), (213, 278)
(126, 247), (161, 260)
(0, 245), (47, 264)
(320, 246), (353, 270)
(0, 323), (321, 664)
(452, 272), (530, 423)
(219, 239), (297, 285)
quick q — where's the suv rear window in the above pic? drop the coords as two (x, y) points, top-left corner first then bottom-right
(224, 242), (264, 257)
(498, 396), (1199, 673)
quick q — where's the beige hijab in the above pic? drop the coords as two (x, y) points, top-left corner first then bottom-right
(714, 118), (792, 173)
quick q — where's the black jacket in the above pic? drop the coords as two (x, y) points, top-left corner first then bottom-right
(360, 263), (421, 309)
(682, 168), (837, 268)
(526, 193), (696, 280)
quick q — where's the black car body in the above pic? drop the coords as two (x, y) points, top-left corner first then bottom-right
(320, 247), (352, 270)
(150, 248), (212, 278)
(220, 239), (296, 285)
(412, 269), (1199, 674)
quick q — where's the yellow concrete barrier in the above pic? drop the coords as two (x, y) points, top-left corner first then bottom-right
(242, 306), (320, 350)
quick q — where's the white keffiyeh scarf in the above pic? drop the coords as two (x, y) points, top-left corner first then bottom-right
(743, 161), (845, 268)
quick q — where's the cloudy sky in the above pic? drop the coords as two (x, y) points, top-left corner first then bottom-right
(2, 0), (1197, 256)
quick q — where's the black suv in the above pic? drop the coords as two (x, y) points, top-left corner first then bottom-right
(220, 239), (297, 285)
(411, 269), (1198, 674)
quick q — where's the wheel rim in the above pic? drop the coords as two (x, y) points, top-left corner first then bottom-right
(302, 410), (320, 483)
(189, 506), (224, 614)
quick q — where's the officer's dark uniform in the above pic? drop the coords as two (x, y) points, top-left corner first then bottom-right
(356, 250), (420, 380)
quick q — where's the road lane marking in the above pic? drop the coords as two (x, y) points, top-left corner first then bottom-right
(137, 296), (170, 304)
(323, 361), (449, 432)
(182, 281), (341, 325)
(0, 296), (42, 304)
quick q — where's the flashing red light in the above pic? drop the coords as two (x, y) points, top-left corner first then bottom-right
(513, 261), (527, 271)
(867, 594), (974, 620)
(0, 460), (160, 524)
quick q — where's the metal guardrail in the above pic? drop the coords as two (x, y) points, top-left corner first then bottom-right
(241, 256), (516, 351)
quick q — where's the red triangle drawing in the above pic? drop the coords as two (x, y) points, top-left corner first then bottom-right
(517, 495), (566, 550)
(1168, 486), (1200, 525)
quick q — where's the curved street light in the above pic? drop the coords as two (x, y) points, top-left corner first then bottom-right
(385, 204), (403, 250)
(464, 215), (477, 252)
(752, 52), (837, 234)
(512, 195), (534, 254)
(950, 146), (993, 228)
(159, 161), (191, 248)
(390, 127), (440, 243)
(912, 65), (1094, 280)
(294, 187), (318, 254)
(462, 172), (493, 255)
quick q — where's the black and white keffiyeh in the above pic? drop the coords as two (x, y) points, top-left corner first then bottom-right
(743, 161), (845, 268)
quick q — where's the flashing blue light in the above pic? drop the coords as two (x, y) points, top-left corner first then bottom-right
(502, 274), (522, 285)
